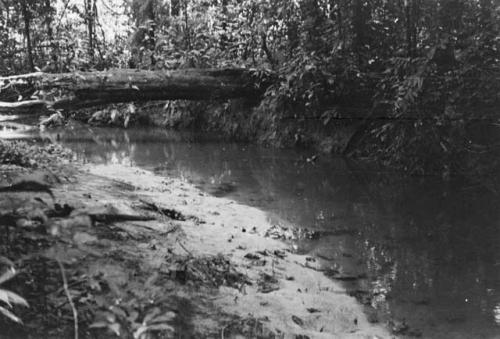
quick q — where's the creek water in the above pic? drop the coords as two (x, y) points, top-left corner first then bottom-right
(2, 117), (500, 338)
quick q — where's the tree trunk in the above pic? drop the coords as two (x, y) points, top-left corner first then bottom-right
(21, 0), (34, 72)
(405, 0), (419, 57)
(184, 0), (190, 50)
(219, 0), (228, 51)
(260, 32), (275, 65)
(130, 0), (156, 68)
(352, 0), (368, 64)
(337, 0), (344, 45)
(405, 0), (412, 57)
(85, 0), (95, 62)
(44, 0), (58, 70)
(0, 68), (275, 112)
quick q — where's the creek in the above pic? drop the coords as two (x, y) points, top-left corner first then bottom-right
(2, 116), (500, 338)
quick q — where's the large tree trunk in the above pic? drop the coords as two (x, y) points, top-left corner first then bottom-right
(21, 0), (34, 72)
(85, 0), (96, 62)
(0, 68), (274, 112)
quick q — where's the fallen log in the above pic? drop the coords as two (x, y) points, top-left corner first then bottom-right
(0, 68), (274, 112)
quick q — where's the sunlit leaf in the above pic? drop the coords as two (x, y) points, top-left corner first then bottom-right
(150, 311), (176, 324)
(0, 306), (22, 323)
(0, 268), (16, 285)
(0, 257), (14, 267)
(0, 289), (29, 308)
(103, 310), (116, 323)
(145, 323), (174, 332)
(133, 325), (148, 339)
(134, 323), (174, 339)
(109, 323), (121, 336)
(89, 321), (109, 329)
(109, 305), (127, 319)
(124, 115), (130, 128)
(143, 307), (161, 324)
(128, 310), (139, 323)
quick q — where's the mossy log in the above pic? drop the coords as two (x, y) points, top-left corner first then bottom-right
(0, 68), (273, 112)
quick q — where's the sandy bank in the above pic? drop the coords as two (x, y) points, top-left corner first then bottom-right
(0, 158), (391, 338)
(77, 164), (391, 338)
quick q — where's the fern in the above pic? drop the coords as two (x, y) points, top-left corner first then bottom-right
(0, 257), (29, 324)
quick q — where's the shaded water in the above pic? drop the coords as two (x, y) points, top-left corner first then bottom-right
(3, 119), (500, 338)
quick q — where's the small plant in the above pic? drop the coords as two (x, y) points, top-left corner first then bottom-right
(90, 303), (175, 339)
(0, 257), (29, 324)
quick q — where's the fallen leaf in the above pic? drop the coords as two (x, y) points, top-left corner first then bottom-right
(292, 315), (304, 326)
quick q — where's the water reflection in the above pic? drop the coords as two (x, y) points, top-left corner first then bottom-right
(0, 121), (34, 139)
(15, 123), (500, 338)
(0, 114), (20, 122)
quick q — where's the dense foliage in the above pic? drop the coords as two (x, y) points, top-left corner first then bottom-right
(0, 0), (499, 180)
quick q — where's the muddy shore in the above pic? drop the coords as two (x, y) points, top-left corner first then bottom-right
(0, 141), (392, 338)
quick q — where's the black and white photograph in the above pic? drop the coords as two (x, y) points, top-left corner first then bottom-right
(0, 0), (499, 338)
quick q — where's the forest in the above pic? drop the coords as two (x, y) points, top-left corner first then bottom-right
(0, 0), (499, 183)
(1, 1), (500, 338)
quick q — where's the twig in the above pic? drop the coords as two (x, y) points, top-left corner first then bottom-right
(176, 240), (193, 257)
(56, 259), (78, 339)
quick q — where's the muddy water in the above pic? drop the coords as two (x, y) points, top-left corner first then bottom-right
(3, 120), (500, 338)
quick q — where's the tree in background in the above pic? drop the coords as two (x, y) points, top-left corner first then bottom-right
(0, 0), (498, 181)
(129, 0), (157, 69)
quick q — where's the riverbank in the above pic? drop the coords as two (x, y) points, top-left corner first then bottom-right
(0, 140), (391, 338)
(68, 99), (500, 195)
